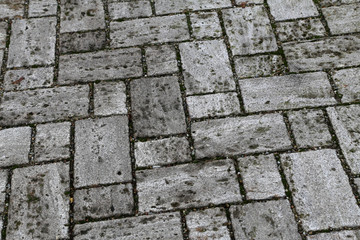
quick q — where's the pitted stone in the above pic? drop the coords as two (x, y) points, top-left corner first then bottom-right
(60, 30), (106, 54)
(319, 0), (360, 7)
(29, 0), (57, 17)
(190, 12), (222, 39)
(0, 49), (4, 68)
(154, 0), (231, 14)
(108, 0), (152, 19)
(276, 19), (326, 42)
(0, 170), (8, 211)
(0, 0), (24, 18)
(0, 21), (7, 49)
(307, 231), (360, 240)
(4, 67), (53, 91)
(323, 3), (360, 34)
(94, 81), (127, 116)
(235, 0), (263, 3)
(332, 67), (360, 103)
(145, 45), (178, 76)
(267, 0), (318, 21)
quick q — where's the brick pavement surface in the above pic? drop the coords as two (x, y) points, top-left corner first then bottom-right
(0, 0), (360, 239)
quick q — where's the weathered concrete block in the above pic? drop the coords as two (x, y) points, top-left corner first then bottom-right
(307, 230), (360, 240)
(0, 170), (8, 211)
(268, 0), (318, 21)
(190, 12), (222, 39)
(4, 67), (53, 91)
(94, 81), (127, 116)
(108, 0), (152, 19)
(60, 30), (106, 54)
(29, 0), (57, 17)
(276, 19), (326, 42)
(318, 0), (360, 7)
(145, 45), (178, 76)
(332, 67), (360, 103)
(0, 0), (24, 18)
(0, 21), (7, 49)
(323, 3), (360, 34)
(154, 0), (231, 14)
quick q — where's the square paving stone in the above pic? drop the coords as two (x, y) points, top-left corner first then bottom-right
(74, 212), (183, 240)
(29, 0), (57, 17)
(60, 0), (105, 33)
(190, 12), (222, 39)
(74, 184), (133, 221)
(267, 0), (318, 21)
(137, 159), (242, 213)
(0, 127), (31, 167)
(0, 21), (7, 49)
(130, 76), (186, 138)
(154, 0), (231, 14)
(222, 6), (278, 56)
(74, 116), (132, 188)
(276, 19), (326, 42)
(307, 230), (360, 240)
(35, 122), (71, 162)
(108, 0), (152, 19)
(323, 3), (360, 35)
(238, 154), (285, 200)
(288, 110), (332, 148)
(0, 170), (8, 211)
(0, 0), (24, 18)
(60, 30), (106, 54)
(186, 208), (231, 240)
(94, 81), (127, 116)
(145, 45), (178, 76)
(6, 163), (69, 240)
(4, 67), (53, 91)
(0, 85), (89, 126)
(7, 17), (56, 68)
(332, 67), (360, 103)
(179, 40), (235, 95)
(281, 149), (360, 231)
(239, 72), (337, 112)
(58, 48), (142, 84)
(192, 114), (292, 159)
(110, 15), (189, 48)
(135, 136), (191, 168)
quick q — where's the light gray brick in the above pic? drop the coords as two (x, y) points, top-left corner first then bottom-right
(154, 0), (231, 14)
(307, 230), (360, 240)
(192, 114), (292, 159)
(179, 40), (235, 95)
(0, 21), (7, 49)
(235, 0), (263, 3)
(0, 85), (89, 126)
(4, 67), (53, 91)
(7, 163), (69, 240)
(268, 0), (318, 21)
(0, 170), (8, 211)
(230, 200), (301, 240)
(74, 212), (183, 240)
(238, 154), (285, 200)
(135, 136), (191, 168)
(110, 15), (189, 48)
(74, 116), (132, 188)
(222, 6), (278, 55)
(29, 0), (57, 17)
(239, 72), (336, 112)
(74, 184), (133, 221)
(323, 3), (360, 34)
(145, 45), (178, 76)
(319, 0), (360, 7)
(137, 159), (241, 212)
(94, 81), (127, 116)
(190, 12), (222, 39)
(0, 0), (24, 18)
(333, 67), (360, 103)
(0, 127), (31, 167)
(281, 149), (360, 231)
(7, 17), (56, 68)
(108, 0), (152, 19)
(60, 30), (106, 54)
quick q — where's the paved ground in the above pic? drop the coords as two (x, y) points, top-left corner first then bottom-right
(0, 0), (360, 239)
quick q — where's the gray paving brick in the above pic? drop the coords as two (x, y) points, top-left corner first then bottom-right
(283, 35), (360, 72)
(29, 0), (57, 17)
(187, 92), (241, 119)
(328, 105), (360, 174)
(0, 85), (89, 126)
(276, 18), (326, 42)
(94, 81), (127, 116)
(7, 17), (56, 68)
(222, 6), (278, 55)
(74, 184), (133, 221)
(130, 76), (187, 138)
(135, 136), (191, 168)
(0, 170), (8, 211)
(186, 208), (231, 240)
(288, 109), (332, 148)
(333, 68), (360, 103)
(60, 0), (105, 33)
(230, 200), (301, 240)
(110, 15), (189, 48)
(108, 0), (152, 19)
(60, 30), (106, 54)
(7, 163), (69, 240)
(238, 154), (285, 200)
(0, 127), (31, 167)
(0, 49), (4, 68)
(319, 0), (360, 7)
(4, 67), (53, 91)
(179, 40), (235, 95)
(281, 149), (360, 231)
(268, 0), (318, 21)
(74, 212), (183, 240)
(154, 0), (231, 14)
(192, 114), (292, 159)
(0, 21), (7, 49)
(137, 159), (241, 212)
(239, 72), (336, 112)
(190, 12), (222, 39)
(0, 0), (24, 18)
(74, 116), (132, 188)
(58, 48), (142, 84)
(323, 3), (360, 34)
(356, 178), (360, 190)
(307, 230), (360, 240)
(234, 55), (284, 79)
(34, 122), (71, 162)
(235, 0), (263, 3)
(145, 45), (178, 76)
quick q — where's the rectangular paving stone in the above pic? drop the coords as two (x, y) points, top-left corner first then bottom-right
(187, 92), (241, 119)
(323, 3), (360, 34)
(0, 0), (24, 18)
(60, 30), (106, 54)
(35, 122), (71, 162)
(222, 6), (278, 55)
(7, 163), (69, 240)
(108, 0), (152, 19)
(94, 81), (127, 116)
(0, 49), (3, 68)
(281, 149), (360, 231)
(145, 45), (178, 76)
(307, 230), (360, 240)
(332, 67), (360, 103)
(0, 21), (7, 48)
(179, 40), (235, 95)
(0, 170), (7, 211)
(58, 48), (142, 84)
(154, 0), (231, 14)
(137, 159), (241, 213)
(192, 114), (292, 159)
(0, 85), (89, 126)
(7, 17), (56, 67)
(239, 72), (336, 112)
(0, 127), (31, 167)
(110, 15), (189, 48)
(74, 116), (132, 188)
(29, 0), (57, 17)
(267, 0), (318, 21)
(327, 105), (360, 174)
(230, 200), (302, 240)
(135, 136), (191, 168)
(4, 67), (54, 91)
(238, 154), (285, 200)
(186, 208), (231, 240)
(74, 212), (183, 240)
(130, 76), (187, 138)
(74, 184), (133, 221)
(319, 0), (360, 7)
(60, 0), (105, 33)
(283, 35), (360, 72)
(235, 0), (263, 3)
(190, 12), (222, 39)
